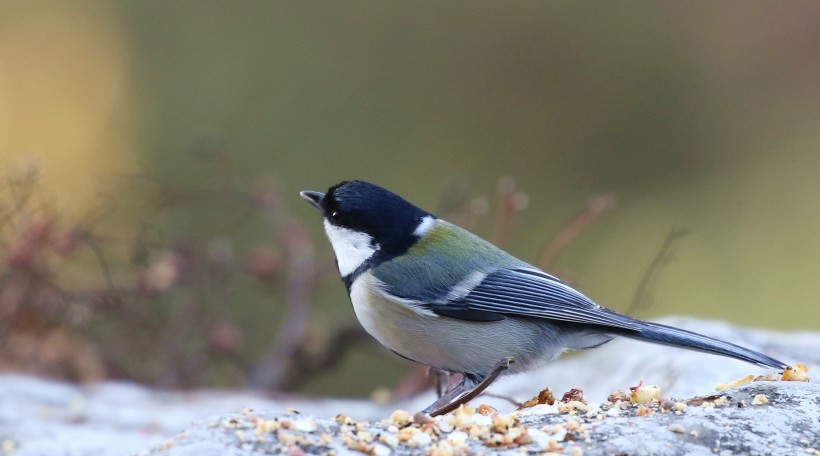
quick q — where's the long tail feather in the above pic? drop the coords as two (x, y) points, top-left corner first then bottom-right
(621, 320), (787, 369)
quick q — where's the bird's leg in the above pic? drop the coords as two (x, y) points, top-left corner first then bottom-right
(427, 367), (449, 398)
(421, 375), (478, 416)
(423, 357), (515, 417)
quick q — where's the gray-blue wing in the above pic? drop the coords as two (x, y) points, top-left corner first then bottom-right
(427, 267), (642, 330)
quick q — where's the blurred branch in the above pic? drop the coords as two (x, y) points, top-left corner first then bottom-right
(625, 227), (690, 316)
(536, 193), (615, 270)
(490, 177), (528, 247)
(491, 177), (514, 246)
(152, 249), (196, 388)
(4, 167), (38, 217)
(82, 235), (116, 293)
(246, 223), (316, 389)
(275, 325), (371, 391)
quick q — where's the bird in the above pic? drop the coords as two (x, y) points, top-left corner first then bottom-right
(300, 180), (787, 416)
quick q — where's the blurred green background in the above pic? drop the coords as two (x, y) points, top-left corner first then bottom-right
(1, 1), (818, 397)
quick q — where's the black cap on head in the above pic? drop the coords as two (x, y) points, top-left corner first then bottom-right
(321, 180), (433, 253)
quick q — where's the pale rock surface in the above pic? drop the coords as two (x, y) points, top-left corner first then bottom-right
(0, 317), (816, 455)
(147, 381), (820, 456)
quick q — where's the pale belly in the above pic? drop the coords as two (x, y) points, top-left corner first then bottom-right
(348, 273), (567, 376)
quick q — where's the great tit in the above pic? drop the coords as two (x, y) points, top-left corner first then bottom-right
(300, 181), (786, 416)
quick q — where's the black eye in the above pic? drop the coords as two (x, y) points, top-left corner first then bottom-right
(328, 203), (347, 224)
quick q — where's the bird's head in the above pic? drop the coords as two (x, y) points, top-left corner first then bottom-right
(300, 181), (434, 277)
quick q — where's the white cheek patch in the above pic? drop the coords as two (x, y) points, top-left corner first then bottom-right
(323, 220), (380, 277)
(412, 216), (436, 237)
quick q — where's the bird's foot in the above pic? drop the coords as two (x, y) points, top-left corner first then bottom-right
(423, 357), (515, 417)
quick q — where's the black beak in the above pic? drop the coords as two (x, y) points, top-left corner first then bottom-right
(300, 190), (325, 210)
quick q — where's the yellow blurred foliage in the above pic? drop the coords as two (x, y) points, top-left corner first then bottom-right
(0, 2), (138, 217)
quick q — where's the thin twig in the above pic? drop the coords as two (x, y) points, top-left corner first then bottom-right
(536, 193), (615, 270)
(625, 227), (690, 316)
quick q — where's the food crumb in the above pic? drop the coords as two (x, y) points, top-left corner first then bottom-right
(519, 387), (556, 409)
(561, 388), (587, 404)
(607, 390), (629, 403)
(713, 396), (730, 407)
(751, 394), (769, 405)
(630, 385), (660, 405)
(753, 373), (779, 382)
(668, 423), (686, 434)
(389, 409), (412, 427)
(782, 363), (810, 382)
(476, 404), (497, 416)
(334, 414), (354, 425)
(291, 419), (317, 433)
(715, 374), (754, 391)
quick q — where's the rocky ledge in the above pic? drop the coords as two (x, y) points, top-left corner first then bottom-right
(144, 381), (819, 456)
(0, 318), (818, 455)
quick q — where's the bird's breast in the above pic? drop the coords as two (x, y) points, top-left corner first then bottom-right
(348, 273), (436, 357)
